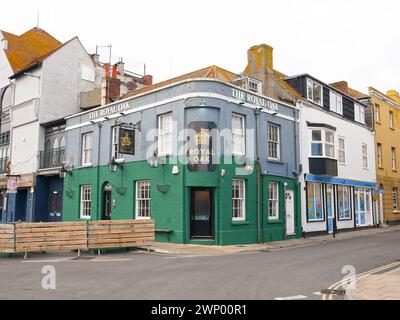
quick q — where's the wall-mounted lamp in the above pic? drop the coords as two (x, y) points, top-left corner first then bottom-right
(59, 164), (73, 179)
(109, 157), (124, 173)
(149, 157), (159, 169)
(221, 169), (226, 177)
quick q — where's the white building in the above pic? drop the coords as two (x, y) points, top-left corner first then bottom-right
(284, 74), (377, 235)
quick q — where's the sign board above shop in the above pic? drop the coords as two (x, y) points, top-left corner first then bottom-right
(89, 102), (131, 121)
(232, 88), (279, 112)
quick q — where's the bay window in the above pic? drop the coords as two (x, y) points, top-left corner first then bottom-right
(311, 129), (335, 159)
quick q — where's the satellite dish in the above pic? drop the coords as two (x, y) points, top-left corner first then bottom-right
(126, 81), (138, 91)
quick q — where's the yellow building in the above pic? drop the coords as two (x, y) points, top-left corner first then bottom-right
(368, 88), (400, 225)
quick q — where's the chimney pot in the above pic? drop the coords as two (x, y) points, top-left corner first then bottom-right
(387, 90), (400, 104)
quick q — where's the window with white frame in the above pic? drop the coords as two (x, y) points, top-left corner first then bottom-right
(80, 185), (92, 219)
(268, 182), (279, 220)
(375, 104), (381, 123)
(355, 103), (366, 124)
(311, 129), (335, 159)
(362, 144), (369, 169)
(232, 114), (246, 156)
(81, 132), (93, 166)
(338, 185), (351, 220)
(158, 113), (173, 156)
(338, 137), (346, 164)
(111, 126), (120, 160)
(136, 180), (151, 219)
(392, 147), (397, 170)
(393, 187), (398, 211)
(307, 183), (324, 221)
(268, 123), (280, 161)
(330, 91), (343, 114)
(390, 111), (394, 129)
(232, 179), (246, 221)
(377, 143), (383, 167)
(307, 79), (323, 106)
(248, 78), (262, 94)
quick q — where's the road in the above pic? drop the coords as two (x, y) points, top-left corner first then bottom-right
(0, 230), (399, 300)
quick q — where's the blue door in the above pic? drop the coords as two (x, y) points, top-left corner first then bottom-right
(327, 185), (334, 234)
(49, 191), (62, 222)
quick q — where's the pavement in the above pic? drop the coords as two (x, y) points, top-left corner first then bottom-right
(350, 267), (400, 300)
(142, 225), (400, 256)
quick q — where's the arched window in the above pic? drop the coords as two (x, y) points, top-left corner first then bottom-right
(53, 138), (60, 150)
(59, 136), (66, 148)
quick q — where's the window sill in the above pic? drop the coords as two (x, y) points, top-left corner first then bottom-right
(339, 163), (347, 166)
(378, 166), (385, 170)
(338, 218), (353, 222)
(80, 164), (93, 168)
(267, 219), (283, 224)
(392, 169), (398, 173)
(268, 159), (284, 165)
(232, 221), (251, 226)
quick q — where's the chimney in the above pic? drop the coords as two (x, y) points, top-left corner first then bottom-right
(143, 75), (153, 86)
(117, 58), (125, 76)
(330, 81), (349, 94)
(387, 90), (400, 104)
(244, 44), (274, 83)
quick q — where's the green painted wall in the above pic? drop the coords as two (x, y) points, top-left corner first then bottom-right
(62, 158), (301, 246)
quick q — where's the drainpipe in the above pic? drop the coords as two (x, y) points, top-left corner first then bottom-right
(254, 108), (262, 244)
(96, 122), (103, 220)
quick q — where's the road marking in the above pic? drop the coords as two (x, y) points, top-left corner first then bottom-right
(275, 295), (308, 300)
(21, 260), (62, 263)
(322, 261), (400, 300)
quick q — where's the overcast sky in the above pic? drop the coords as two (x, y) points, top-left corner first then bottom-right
(1, 0), (399, 93)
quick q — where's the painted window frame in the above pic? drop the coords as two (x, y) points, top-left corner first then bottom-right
(392, 147), (397, 171)
(310, 129), (336, 160)
(232, 179), (246, 222)
(306, 182), (325, 222)
(135, 180), (151, 220)
(157, 112), (173, 157)
(306, 78), (323, 106)
(111, 126), (121, 160)
(389, 111), (394, 129)
(338, 137), (346, 165)
(362, 144), (369, 170)
(267, 123), (281, 161)
(375, 104), (381, 123)
(329, 91), (343, 115)
(81, 132), (93, 166)
(393, 187), (399, 212)
(377, 143), (383, 168)
(248, 77), (263, 94)
(337, 185), (352, 220)
(80, 185), (92, 219)
(268, 182), (280, 221)
(354, 103), (366, 124)
(232, 113), (246, 156)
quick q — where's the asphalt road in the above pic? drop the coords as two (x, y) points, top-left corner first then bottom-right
(0, 230), (399, 300)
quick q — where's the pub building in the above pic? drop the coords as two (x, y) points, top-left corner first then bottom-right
(62, 45), (303, 245)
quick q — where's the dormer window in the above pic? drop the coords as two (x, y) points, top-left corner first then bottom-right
(330, 91), (343, 115)
(248, 78), (262, 94)
(307, 79), (322, 106)
(354, 103), (366, 124)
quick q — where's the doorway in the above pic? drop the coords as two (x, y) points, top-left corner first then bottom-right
(15, 189), (28, 222)
(102, 183), (112, 220)
(326, 185), (335, 234)
(190, 188), (214, 239)
(285, 190), (295, 235)
(49, 191), (62, 222)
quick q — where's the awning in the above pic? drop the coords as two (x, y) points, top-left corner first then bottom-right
(306, 175), (377, 189)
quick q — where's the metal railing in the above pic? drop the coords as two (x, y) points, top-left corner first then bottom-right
(39, 148), (66, 169)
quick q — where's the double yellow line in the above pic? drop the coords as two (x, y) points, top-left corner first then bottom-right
(322, 261), (400, 300)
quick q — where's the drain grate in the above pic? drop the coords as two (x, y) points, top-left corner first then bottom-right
(321, 289), (346, 296)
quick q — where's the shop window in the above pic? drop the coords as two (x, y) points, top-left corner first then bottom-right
(307, 183), (324, 222)
(268, 182), (279, 220)
(136, 180), (151, 219)
(355, 188), (372, 226)
(268, 123), (280, 161)
(338, 185), (351, 220)
(232, 179), (246, 221)
(158, 113), (173, 156)
(80, 185), (92, 219)
(232, 114), (246, 156)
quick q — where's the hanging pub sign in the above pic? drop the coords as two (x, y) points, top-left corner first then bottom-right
(118, 127), (135, 155)
(187, 122), (217, 172)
